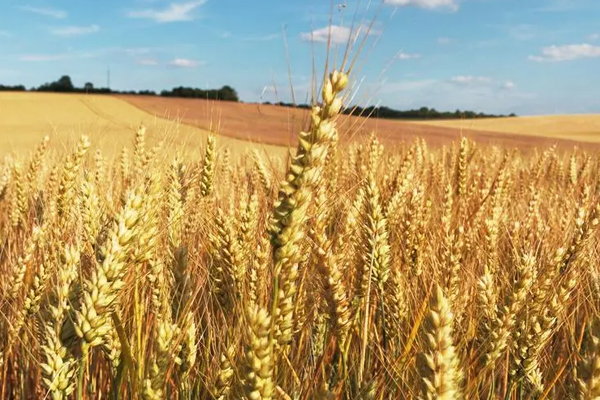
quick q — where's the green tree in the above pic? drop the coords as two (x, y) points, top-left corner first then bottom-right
(56, 75), (74, 92)
(219, 85), (238, 101)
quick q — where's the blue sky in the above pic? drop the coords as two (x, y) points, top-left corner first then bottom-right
(0, 0), (599, 115)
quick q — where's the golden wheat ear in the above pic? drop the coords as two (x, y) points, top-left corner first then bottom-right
(243, 305), (275, 400)
(417, 285), (463, 400)
(577, 319), (600, 399)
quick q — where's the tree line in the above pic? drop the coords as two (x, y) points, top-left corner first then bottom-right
(267, 102), (516, 119)
(0, 75), (240, 102)
(1, 75), (517, 119)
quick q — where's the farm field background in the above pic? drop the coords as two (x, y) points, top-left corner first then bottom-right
(2, 0), (600, 397)
(119, 94), (600, 149)
(415, 114), (600, 143)
(3, 91), (600, 157)
(2, 76), (600, 399)
(0, 92), (283, 157)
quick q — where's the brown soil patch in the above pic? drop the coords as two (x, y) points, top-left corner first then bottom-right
(117, 95), (600, 151)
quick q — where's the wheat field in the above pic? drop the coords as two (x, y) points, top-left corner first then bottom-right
(416, 114), (600, 143)
(0, 92), (283, 158)
(0, 68), (599, 400)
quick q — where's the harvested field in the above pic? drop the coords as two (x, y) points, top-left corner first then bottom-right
(2, 92), (597, 156)
(119, 95), (600, 150)
(0, 92), (283, 157)
(415, 114), (600, 142)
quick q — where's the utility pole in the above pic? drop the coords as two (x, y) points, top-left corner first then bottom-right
(107, 67), (111, 90)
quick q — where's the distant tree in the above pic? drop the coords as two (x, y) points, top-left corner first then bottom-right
(56, 75), (74, 92)
(343, 104), (514, 120)
(84, 82), (94, 93)
(8, 75), (516, 118)
(158, 85), (239, 101)
(219, 85), (238, 102)
(0, 84), (26, 91)
(37, 75), (74, 92)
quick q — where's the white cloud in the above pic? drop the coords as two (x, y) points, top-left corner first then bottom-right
(300, 24), (375, 44)
(529, 43), (600, 62)
(0, 30), (12, 37)
(259, 80), (313, 104)
(51, 25), (100, 37)
(437, 36), (452, 44)
(18, 47), (169, 63)
(18, 50), (101, 62)
(242, 33), (280, 42)
(170, 58), (203, 67)
(121, 48), (153, 56)
(383, 0), (458, 11)
(502, 81), (516, 90)
(396, 52), (422, 60)
(127, 1), (206, 23)
(450, 76), (515, 91)
(375, 77), (531, 115)
(19, 54), (66, 62)
(19, 52), (96, 62)
(450, 76), (493, 85)
(589, 33), (599, 42)
(18, 6), (67, 19)
(138, 59), (159, 66)
(378, 79), (437, 93)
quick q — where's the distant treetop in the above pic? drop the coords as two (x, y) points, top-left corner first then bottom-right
(0, 75), (516, 119)
(268, 102), (517, 120)
(0, 75), (239, 102)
